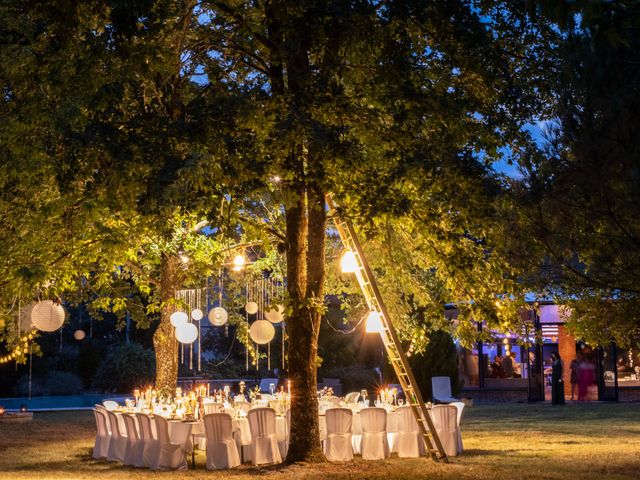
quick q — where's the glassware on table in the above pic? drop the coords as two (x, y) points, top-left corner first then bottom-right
(398, 399), (404, 407)
(270, 383), (276, 395)
(361, 389), (368, 406)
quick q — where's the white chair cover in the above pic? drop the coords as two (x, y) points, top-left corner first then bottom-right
(135, 412), (157, 468)
(105, 411), (127, 462)
(324, 408), (353, 462)
(247, 407), (282, 465)
(360, 407), (390, 460)
(102, 400), (119, 411)
(152, 415), (187, 470)
(394, 406), (425, 458)
(259, 378), (278, 392)
(430, 405), (461, 457)
(344, 392), (360, 404)
(92, 409), (110, 459)
(449, 401), (465, 452)
(203, 413), (241, 470)
(122, 414), (144, 467)
(431, 376), (457, 403)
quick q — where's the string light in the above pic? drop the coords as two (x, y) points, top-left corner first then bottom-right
(232, 254), (246, 271)
(365, 311), (384, 334)
(340, 250), (358, 273)
(0, 329), (37, 365)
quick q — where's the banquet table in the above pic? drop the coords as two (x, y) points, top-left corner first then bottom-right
(114, 404), (402, 460)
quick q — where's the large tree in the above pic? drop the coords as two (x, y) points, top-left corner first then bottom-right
(2, 0), (552, 463)
(507, 1), (640, 348)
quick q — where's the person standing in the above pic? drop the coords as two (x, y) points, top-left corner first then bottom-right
(551, 352), (565, 405)
(569, 353), (580, 400)
(502, 351), (514, 378)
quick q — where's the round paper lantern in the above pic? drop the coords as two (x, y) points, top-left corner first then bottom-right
(245, 301), (259, 315)
(170, 311), (188, 327)
(265, 305), (285, 324)
(31, 300), (65, 332)
(175, 322), (198, 344)
(208, 307), (228, 326)
(191, 308), (204, 321)
(73, 329), (86, 341)
(249, 320), (275, 345)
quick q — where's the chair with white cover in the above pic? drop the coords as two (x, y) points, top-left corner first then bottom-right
(431, 376), (458, 404)
(247, 407), (282, 465)
(324, 408), (353, 462)
(430, 405), (461, 457)
(259, 378), (279, 393)
(153, 415), (188, 470)
(135, 412), (157, 468)
(203, 413), (241, 470)
(360, 407), (390, 460)
(344, 392), (360, 404)
(449, 401), (465, 452)
(122, 414), (144, 467)
(92, 409), (111, 459)
(105, 411), (127, 462)
(394, 406), (425, 458)
(102, 400), (119, 411)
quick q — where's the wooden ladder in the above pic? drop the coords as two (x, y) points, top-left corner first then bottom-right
(327, 194), (449, 463)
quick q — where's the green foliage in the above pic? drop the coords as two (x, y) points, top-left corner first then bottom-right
(15, 370), (83, 397)
(506, 2), (640, 348)
(92, 343), (155, 392)
(409, 330), (461, 400)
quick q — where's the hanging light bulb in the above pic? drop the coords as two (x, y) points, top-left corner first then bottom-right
(365, 310), (384, 334)
(232, 254), (246, 271)
(340, 250), (358, 273)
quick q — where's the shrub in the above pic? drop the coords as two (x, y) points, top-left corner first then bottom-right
(409, 330), (462, 401)
(93, 343), (155, 392)
(320, 365), (380, 393)
(15, 370), (83, 396)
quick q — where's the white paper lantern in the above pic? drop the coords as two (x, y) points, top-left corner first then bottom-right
(170, 311), (188, 327)
(31, 300), (65, 332)
(208, 307), (228, 326)
(265, 304), (285, 324)
(249, 319), (275, 345)
(191, 308), (204, 321)
(245, 301), (259, 315)
(175, 322), (198, 344)
(73, 329), (86, 341)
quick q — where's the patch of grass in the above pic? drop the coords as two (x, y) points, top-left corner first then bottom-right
(0, 403), (639, 479)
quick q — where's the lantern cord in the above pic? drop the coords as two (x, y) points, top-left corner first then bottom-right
(324, 314), (367, 335)
(28, 344), (33, 400)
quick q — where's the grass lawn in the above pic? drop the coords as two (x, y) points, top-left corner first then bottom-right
(1, 403), (639, 479)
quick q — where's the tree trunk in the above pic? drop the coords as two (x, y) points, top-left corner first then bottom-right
(153, 253), (182, 394)
(285, 153), (327, 463)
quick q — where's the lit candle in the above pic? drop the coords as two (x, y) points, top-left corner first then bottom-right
(207, 383), (210, 397)
(287, 380), (291, 395)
